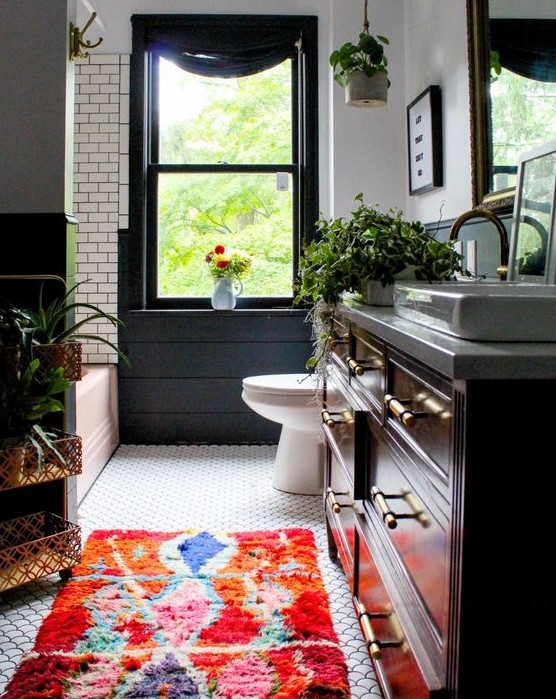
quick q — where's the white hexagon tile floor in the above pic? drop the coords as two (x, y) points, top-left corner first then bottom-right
(0, 444), (383, 697)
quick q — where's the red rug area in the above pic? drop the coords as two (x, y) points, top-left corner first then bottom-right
(5, 527), (350, 698)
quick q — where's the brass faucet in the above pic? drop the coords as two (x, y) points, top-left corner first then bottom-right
(449, 208), (509, 280)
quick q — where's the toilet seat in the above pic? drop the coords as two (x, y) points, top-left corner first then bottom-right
(242, 373), (320, 396)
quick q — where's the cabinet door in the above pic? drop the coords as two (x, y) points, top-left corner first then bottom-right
(355, 515), (445, 699)
(365, 423), (450, 643)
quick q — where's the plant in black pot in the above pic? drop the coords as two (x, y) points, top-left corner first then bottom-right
(329, 0), (390, 106)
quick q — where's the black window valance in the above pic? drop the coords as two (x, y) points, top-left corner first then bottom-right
(143, 17), (301, 78)
(490, 18), (556, 83)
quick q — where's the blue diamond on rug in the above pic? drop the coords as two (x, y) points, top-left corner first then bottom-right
(177, 531), (227, 573)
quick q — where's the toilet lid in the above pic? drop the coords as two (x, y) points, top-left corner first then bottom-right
(242, 373), (321, 396)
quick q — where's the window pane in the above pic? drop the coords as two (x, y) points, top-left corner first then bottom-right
(157, 172), (294, 297)
(158, 58), (292, 165)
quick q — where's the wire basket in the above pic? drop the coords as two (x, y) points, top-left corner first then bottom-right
(0, 512), (81, 593)
(0, 432), (82, 491)
(33, 341), (83, 382)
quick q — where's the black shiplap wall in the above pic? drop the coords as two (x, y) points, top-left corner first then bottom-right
(117, 232), (313, 444)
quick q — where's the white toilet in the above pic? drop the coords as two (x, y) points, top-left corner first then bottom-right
(241, 373), (334, 495)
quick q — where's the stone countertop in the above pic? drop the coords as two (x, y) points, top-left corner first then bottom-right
(339, 296), (556, 381)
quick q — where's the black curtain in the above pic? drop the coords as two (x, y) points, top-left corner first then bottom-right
(490, 19), (556, 83)
(145, 21), (300, 78)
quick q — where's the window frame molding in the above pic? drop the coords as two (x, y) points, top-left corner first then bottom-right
(128, 14), (319, 311)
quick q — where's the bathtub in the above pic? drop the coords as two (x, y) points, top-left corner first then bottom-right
(75, 364), (119, 503)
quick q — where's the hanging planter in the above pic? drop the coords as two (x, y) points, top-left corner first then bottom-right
(329, 0), (390, 108)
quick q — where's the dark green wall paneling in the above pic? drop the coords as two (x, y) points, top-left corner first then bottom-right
(118, 230), (313, 444)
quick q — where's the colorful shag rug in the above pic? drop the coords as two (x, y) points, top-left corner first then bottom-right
(5, 527), (350, 698)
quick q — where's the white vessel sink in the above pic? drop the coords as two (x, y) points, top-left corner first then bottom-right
(394, 281), (556, 341)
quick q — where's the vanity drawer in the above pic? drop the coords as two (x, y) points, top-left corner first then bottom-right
(365, 425), (450, 641)
(348, 326), (385, 412)
(325, 449), (356, 587)
(329, 314), (350, 378)
(355, 515), (443, 698)
(385, 351), (452, 479)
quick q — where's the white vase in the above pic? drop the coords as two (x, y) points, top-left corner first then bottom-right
(359, 279), (395, 306)
(211, 277), (243, 310)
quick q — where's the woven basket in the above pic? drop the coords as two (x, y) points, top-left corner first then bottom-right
(0, 512), (81, 593)
(33, 342), (82, 382)
(0, 432), (82, 491)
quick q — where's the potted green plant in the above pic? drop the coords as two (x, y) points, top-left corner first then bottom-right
(0, 356), (72, 485)
(329, 31), (390, 106)
(19, 279), (130, 379)
(294, 193), (467, 373)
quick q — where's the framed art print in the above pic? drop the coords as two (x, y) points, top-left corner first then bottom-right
(407, 85), (443, 195)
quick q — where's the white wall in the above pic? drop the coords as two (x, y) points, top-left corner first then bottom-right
(0, 0), (76, 213)
(403, 0), (471, 223)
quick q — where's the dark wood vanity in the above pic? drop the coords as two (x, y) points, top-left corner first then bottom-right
(322, 297), (556, 698)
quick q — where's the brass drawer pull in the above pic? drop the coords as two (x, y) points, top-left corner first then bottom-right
(326, 487), (342, 514)
(354, 598), (406, 661)
(347, 357), (365, 376)
(321, 409), (354, 427)
(346, 356), (382, 376)
(329, 333), (349, 348)
(370, 486), (397, 528)
(384, 393), (427, 427)
(370, 486), (430, 529)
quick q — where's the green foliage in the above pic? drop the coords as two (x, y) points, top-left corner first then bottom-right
(295, 193), (466, 307)
(22, 280), (129, 366)
(491, 68), (556, 184)
(156, 60), (294, 298)
(0, 357), (70, 462)
(329, 32), (390, 87)
(295, 194), (467, 375)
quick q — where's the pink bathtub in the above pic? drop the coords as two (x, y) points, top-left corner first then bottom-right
(75, 364), (119, 503)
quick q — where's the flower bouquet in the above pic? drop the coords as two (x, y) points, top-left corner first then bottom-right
(205, 245), (252, 280)
(205, 245), (252, 310)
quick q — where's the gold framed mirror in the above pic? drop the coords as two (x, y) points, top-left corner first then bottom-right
(468, 0), (556, 214)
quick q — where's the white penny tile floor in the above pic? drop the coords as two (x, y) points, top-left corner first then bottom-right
(0, 444), (382, 697)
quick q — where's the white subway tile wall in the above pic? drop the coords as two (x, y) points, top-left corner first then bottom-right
(73, 55), (129, 363)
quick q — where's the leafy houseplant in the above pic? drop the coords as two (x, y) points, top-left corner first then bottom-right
(330, 30), (390, 107)
(21, 280), (130, 370)
(294, 193), (467, 374)
(330, 31), (390, 88)
(0, 356), (71, 469)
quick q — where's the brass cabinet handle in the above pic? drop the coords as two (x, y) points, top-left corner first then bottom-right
(370, 486), (430, 529)
(370, 486), (397, 528)
(326, 487), (342, 514)
(346, 356), (383, 376)
(354, 598), (382, 660)
(347, 356), (365, 376)
(321, 408), (354, 427)
(384, 393), (427, 427)
(329, 333), (349, 348)
(353, 598), (407, 661)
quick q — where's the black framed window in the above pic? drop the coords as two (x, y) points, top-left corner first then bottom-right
(129, 14), (318, 309)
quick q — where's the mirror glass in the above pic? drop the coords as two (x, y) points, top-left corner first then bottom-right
(507, 142), (556, 283)
(468, 0), (556, 212)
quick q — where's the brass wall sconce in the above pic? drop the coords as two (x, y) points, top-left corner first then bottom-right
(69, 12), (103, 61)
